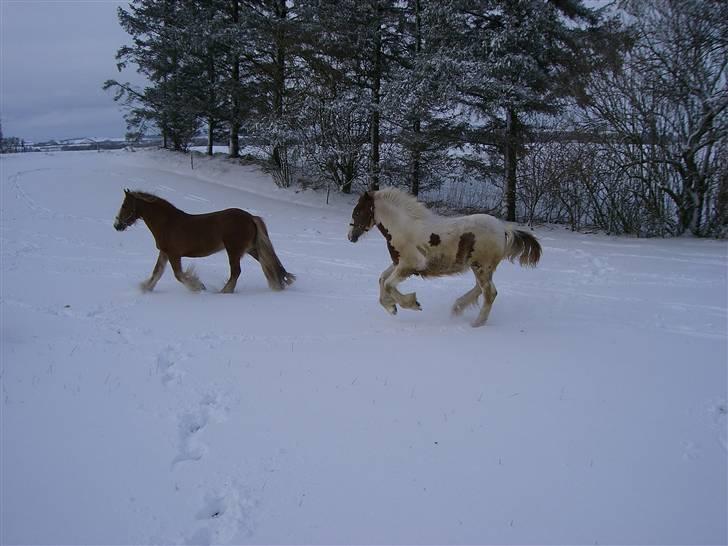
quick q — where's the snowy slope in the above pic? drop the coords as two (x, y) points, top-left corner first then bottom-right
(1, 150), (726, 545)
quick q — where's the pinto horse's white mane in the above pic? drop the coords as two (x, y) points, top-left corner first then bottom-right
(374, 187), (434, 221)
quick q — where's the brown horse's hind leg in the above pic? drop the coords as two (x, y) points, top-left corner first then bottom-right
(141, 251), (168, 292)
(169, 255), (206, 292)
(471, 263), (497, 327)
(221, 249), (243, 293)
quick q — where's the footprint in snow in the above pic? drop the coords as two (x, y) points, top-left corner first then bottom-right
(156, 346), (185, 386)
(187, 488), (255, 545)
(707, 399), (727, 451)
(172, 412), (209, 465)
(172, 393), (230, 466)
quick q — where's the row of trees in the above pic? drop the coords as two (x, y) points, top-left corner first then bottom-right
(0, 120), (29, 153)
(106, 0), (727, 237)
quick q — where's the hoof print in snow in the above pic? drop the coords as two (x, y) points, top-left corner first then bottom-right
(187, 489), (256, 545)
(156, 346), (185, 386)
(173, 413), (209, 466)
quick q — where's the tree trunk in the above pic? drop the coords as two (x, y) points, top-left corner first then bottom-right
(207, 55), (216, 156)
(503, 108), (518, 221)
(271, 0), (287, 183)
(410, 0), (422, 197)
(369, 1), (382, 191)
(228, 0), (240, 159)
(207, 118), (214, 156)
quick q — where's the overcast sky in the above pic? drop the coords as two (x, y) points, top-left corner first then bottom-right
(1, 0), (145, 142)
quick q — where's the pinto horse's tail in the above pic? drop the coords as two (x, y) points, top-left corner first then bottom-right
(504, 226), (542, 267)
(252, 216), (296, 291)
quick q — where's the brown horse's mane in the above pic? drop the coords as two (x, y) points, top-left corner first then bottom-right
(131, 191), (179, 210)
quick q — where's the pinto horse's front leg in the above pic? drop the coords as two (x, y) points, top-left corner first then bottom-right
(378, 263), (397, 314)
(383, 264), (422, 312)
(140, 251), (168, 292)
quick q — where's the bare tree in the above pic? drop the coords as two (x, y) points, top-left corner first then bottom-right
(583, 0), (728, 236)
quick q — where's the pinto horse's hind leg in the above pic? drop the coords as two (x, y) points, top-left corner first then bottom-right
(169, 255), (206, 292)
(451, 283), (481, 317)
(221, 249), (243, 293)
(140, 251), (168, 292)
(383, 265), (421, 311)
(471, 263), (497, 327)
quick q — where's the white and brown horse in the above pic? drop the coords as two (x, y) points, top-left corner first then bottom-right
(348, 188), (541, 327)
(114, 190), (295, 293)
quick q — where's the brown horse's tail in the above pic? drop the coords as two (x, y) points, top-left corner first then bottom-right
(504, 226), (542, 267)
(252, 216), (295, 291)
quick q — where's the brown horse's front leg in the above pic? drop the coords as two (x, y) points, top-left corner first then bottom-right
(140, 251), (168, 292)
(169, 255), (206, 292)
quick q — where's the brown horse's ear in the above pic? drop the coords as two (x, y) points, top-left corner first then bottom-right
(124, 188), (130, 195)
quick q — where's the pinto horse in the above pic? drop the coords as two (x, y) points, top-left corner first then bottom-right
(114, 189), (295, 293)
(348, 188), (541, 327)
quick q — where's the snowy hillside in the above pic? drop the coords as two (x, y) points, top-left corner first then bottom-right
(1, 150), (726, 544)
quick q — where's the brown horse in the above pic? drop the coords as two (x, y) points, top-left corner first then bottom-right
(348, 188), (541, 327)
(114, 189), (295, 293)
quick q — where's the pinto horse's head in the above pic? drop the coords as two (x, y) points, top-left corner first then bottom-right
(114, 189), (140, 231)
(348, 191), (375, 243)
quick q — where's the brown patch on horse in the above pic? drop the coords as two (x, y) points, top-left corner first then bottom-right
(353, 193), (374, 225)
(456, 232), (476, 264)
(429, 233), (441, 246)
(377, 223), (399, 264)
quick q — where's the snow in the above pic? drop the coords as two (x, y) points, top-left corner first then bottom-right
(1, 149), (726, 545)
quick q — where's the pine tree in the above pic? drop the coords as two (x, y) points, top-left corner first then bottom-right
(105, 0), (201, 151)
(429, 0), (621, 220)
(237, 0), (301, 186)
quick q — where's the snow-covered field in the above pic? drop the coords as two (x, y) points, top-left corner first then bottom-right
(1, 150), (726, 545)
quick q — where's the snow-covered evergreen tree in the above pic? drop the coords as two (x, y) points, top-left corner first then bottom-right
(426, 0), (621, 220)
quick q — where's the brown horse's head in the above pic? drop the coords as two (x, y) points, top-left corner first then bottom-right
(348, 191), (375, 243)
(114, 189), (141, 231)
